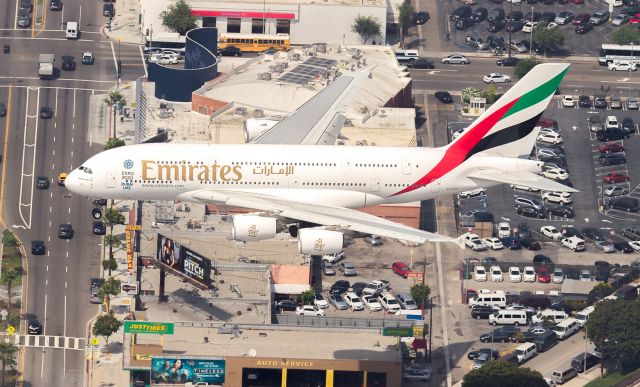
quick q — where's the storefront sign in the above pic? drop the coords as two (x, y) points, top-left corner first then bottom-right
(381, 327), (414, 337)
(412, 325), (424, 337)
(151, 357), (225, 384)
(126, 228), (134, 273)
(255, 360), (315, 368)
(124, 321), (174, 335)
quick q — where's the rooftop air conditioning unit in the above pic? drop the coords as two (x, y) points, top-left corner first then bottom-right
(258, 72), (272, 81)
(253, 109), (264, 118)
(290, 52), (300, 61)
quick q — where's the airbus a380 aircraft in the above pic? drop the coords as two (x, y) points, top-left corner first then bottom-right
(66, 63), (574, 255)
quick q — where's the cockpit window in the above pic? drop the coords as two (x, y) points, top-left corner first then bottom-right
(79, 165), (93, 174)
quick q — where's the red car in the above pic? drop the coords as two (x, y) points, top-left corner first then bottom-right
(632, 13), (640, 24)
(538, 117), (558, 129)
(392, 261), (412, 278)
(603, 172), (631, 184)
(572, 13), (591, 25)
(599, 142), (624, 153)
(537, 267), (551, 283)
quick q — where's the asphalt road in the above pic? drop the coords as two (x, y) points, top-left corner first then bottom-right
(0, 0), (146, 385)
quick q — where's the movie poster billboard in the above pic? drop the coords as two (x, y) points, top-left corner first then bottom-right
(151, 357), (225, 384)
(156, 234), (211, 288)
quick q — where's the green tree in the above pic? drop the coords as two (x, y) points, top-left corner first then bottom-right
(92, 312), (122, 353)
(104, 208), (126, 270)
(532, 24), (564, 57)
(462, 361), (547, 387)
(410, 284), (431, 308)
(102, 256), (119, 277)
(351, 15), (382, 44)
(586, 299), (640, 371)
(590, 282), (614, 301)
(160, 0), (197, 35)
(104, 137), (126, 150)
(301, 289), (314, 305)
(397, 1), (413, 48)
(514, 57), (543, 79)
(485, 84), (497, 104)
(611, 25), (640, 45)
(104, 90), (126, 140)
(0, 341), (18, 387)
(1, 230), (18, 248)
(1, 266), (23, 321)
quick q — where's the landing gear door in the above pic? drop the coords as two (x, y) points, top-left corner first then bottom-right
(401, 158), (412, 175)
(106, 173), (116, 188)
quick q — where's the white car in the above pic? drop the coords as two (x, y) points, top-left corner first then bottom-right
(296, 305), (325, 316)
(490, 266), (503, 282)
(523, 266), (536, 282)
(149, 54), (179, 65)
(552, 268), (564, 284)
(509, 266), (522, 282)
(344, 292), (365, 311)
(441, 54), (470, 64)
(629, 240), (640, 252)
(542, 168), (569, 181)
(522, 21), (538, 33)
(595, 240), (615, 253)
(562, 95), (575, 107)
(546, 22), (558, 29)
(362, 295), (383, 311)
(604, 185), (629, 197)
(452, 128), (465, 141)
(540, 225), (562, 240)
(608, 61), (637, 71)
(464, 233), (488, 251)
(542, 191), (572, 204)
(498, 222), (511, 238)
(511, 184), (540, 192)
(458, 188), (486, 199)
(537, 132), (563, 144)
(483, 73), (511, 84)
(313, 294), (329, 309)
(474, 265), (488, 281)
(483, 237), (504, 250)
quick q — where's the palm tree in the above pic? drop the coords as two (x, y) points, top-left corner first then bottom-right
(397, 1), (413, 48)
(103, 90), (126, 139)
(103, 209), (125, 276)
(0, 341), (17, 387)
(103, 235), (121, 276)
(1, 267), (23, 320)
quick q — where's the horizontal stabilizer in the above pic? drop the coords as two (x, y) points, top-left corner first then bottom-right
(468, 170), (578, 193)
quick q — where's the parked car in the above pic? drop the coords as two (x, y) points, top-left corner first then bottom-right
(552, 268), (564, 284)
(392, 261), (412, 278)
(313, 293), (329, 309)
(483, 73), (511, 83)
(338, 262), (357, 276)
(296, 305), (325, 316)
(329, 280), (350, 295)
(471, 305), (497, 319)
(362, 295), (382, 311)
(596, 240), (615, 253)
(484, 237), (504, 250)
(328, 294), (349, 310)
(275, 299), (298, 311)
(508, 267), (522, 282)
(603, 172), (630, 184)
(365, 235), (383, 246)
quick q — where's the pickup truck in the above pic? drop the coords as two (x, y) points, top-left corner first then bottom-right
(361, 280), (391, 296)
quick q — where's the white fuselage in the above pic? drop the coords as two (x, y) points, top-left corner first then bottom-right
(65, 143), (540, 208)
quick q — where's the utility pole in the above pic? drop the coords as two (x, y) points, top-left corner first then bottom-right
(600, 301), (606, 379)
(508, 2), (513, 58)
(529, 6), (534, 56)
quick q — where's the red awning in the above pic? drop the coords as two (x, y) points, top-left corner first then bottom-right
(191, 10), (295, 20)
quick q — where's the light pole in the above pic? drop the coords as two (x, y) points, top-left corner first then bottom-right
(508, 1), (513, 58)
(529, 6), (534, 56)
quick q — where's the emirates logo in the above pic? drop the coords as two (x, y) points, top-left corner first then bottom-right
(248, 224), (258, 238)
(313, 238), (325, 251)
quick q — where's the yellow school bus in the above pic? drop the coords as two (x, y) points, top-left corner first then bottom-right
(218, 33), (290, 53)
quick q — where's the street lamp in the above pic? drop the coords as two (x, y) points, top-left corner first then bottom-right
(508, 1), (513, 58)
(529, 6), (534, 56)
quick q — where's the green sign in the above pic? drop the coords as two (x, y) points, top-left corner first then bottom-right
(381, 327), (413, 337)
(124, 321), (174, 335)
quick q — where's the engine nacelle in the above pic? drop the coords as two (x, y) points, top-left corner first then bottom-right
(243, 119), (279, 143)
(232, 215), (277, 241)
(298, 229), (344, 255)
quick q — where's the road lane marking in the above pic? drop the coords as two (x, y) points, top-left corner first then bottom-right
(17, 87), (39, 229)
(0, 76), (123, 83)
(0, 85), (13, 224)
(43, 293), (48, 335)
(72, 88), (76, 118)
(110, 40), (118, 76)
(139, 45), (148, 77)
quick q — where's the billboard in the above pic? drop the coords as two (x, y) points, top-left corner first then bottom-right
(124, 321), (174, 335)
(156, 234), (211, 288)
(151, 357), (225, 384)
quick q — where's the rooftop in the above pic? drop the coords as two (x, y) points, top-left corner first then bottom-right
(190, 0), (386, 7)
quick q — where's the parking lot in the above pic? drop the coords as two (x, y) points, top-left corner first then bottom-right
(442, 0), (626, 56)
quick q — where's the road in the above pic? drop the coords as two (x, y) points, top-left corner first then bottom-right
(0, 0), (145, 385)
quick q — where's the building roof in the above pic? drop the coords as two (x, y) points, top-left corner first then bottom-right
(561, 279), (597, 295)
(271, 264), (310, 294)
(191, 0), (386, 7)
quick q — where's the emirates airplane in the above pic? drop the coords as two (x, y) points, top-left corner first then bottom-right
(66, 63), (574, 254)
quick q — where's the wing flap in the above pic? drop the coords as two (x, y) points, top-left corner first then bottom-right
(468, 170), (578, 193)
(190, 190), (456, 245)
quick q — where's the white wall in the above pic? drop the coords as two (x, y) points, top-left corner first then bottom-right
(294, 4), (386, 45)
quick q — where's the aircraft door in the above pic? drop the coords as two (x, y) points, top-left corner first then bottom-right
(106, 173), (116, 188)
(288, 178), (299, 188)
(428, 179), (440, 193)
(341, 157), (351, 174)
(370, 179), (380, 192)
(401, 158), (412, 175)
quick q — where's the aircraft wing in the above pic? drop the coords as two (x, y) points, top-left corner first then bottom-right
(468, 170), (579, 193)
(190, 190), (457, 245)
(251, 70), (370, 145)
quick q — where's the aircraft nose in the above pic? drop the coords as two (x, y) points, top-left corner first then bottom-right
(65, 170), (81, 194)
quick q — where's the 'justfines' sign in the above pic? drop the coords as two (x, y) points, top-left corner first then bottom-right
(124, 321), (174, 335)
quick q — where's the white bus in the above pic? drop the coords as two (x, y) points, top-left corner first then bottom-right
(599, 44), (640, 65)
(144, 32), (186, 54)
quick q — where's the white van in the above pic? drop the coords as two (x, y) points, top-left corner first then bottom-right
(394, 49), (419, 62)
(66, 21), (79, 39)
(552, 318), (581, 340)
(515, 343), (537, 364)
(575, 306), (595, 327)
(551, 366), (578, 384)
(531, 309), (568, 325)
(469, 292), (507, 309)
(561, 236), (585, 252)
(377, 292), (401, 313)
(489, 310), (527, 326)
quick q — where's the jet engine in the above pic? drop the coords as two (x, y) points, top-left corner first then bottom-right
(243, 119), (279, 143)
(231, 215), (277, 241)
(298, 229), (344, 255)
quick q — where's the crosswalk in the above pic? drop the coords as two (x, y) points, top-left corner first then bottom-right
(4, 334), (86, 351)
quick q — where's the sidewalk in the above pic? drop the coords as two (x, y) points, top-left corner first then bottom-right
(103, 0), (145, 45)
